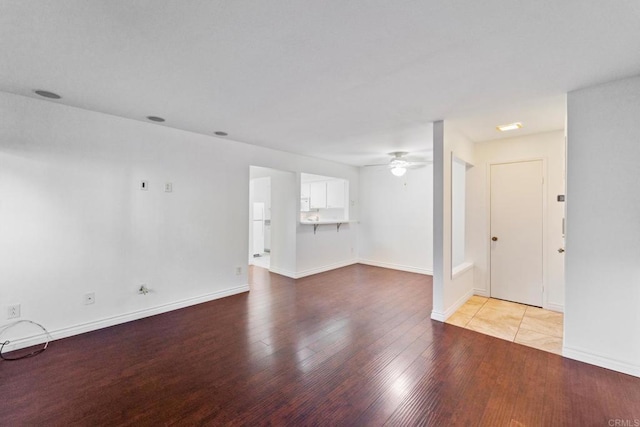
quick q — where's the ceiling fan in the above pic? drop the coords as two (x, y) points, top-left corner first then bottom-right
(364, 151), (432, 177)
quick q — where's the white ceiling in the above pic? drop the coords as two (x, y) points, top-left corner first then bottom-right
(1, 1), (639, 166)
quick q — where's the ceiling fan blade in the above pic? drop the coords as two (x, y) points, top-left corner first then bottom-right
(389, 151), (409, 158)
(406, 160), (432, 166)
(364, 152), (432, 170)
(406, 163), (427, 169)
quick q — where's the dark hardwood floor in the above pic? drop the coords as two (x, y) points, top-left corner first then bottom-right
(2, 264), (639, 425)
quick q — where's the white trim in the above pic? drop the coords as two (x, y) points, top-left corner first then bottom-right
(295, 260), (358, 278)
(268, 266), (298, 278)
(358, 259), (433, 276)
(272, 259), (422, 280)
(430, 310), (446, 322)
(431, 287), (473, 322)
(543, 302), (564, 313)
(473, 288), (489, 297)
(1, 285), (249, 352)
(452, 261), (473, 279)
(563, 345), (640, 378)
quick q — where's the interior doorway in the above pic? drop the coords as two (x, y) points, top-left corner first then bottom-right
(490, 159), (544, 307)
(248, 166), (297, 276)
(249, 177), (271, 269)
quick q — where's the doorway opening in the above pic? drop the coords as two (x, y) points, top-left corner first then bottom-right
(446, 130), (567, 356)
(249, 179), (271, 270)
(248, 166), (297, 276)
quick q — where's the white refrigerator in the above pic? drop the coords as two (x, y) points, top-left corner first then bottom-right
(252, 202), (265, 256)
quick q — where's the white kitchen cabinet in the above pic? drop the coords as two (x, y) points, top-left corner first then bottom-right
(300, 173), (350, 221)
(300, 182), (311, 212)
(301, 183), (310, 199)
(326, 180), (345, 208)
(309, 181), (327, 209)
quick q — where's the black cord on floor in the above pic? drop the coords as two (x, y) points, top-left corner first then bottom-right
(0, 320), (51, 361)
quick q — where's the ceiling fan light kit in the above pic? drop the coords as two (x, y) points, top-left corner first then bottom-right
(391, 166), (407, 177)
(364, 151), (431, 177)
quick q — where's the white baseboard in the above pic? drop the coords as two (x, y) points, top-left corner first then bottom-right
(430, 310), (446, 322)
(270, 260), (359, 279)
(563, 345), (640, 378)
(431, 288), (474, 322)
(358, 259), (433, 276)
(544, 302), (564, 313)
(268, 266), (298, 279)
(295, 260), (358, 279)
(451, 261), (473, 279)
(1, 284), (249, 353)
(473, 288), (489, 297)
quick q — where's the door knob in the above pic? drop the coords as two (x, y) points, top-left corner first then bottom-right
(491, 236), (498, 241)
(558, 248), (565, 253)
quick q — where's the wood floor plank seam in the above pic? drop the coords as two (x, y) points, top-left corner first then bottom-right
(1, 264), (637, 425)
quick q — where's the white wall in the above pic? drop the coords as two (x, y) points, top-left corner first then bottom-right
(249, 166), (299, 277)
(358, 165), (433, 275)
(467, 131), (566, 311)
(565, 75), (640, 377)
(432, 121), (476, 321)
(295, 222), (357, 277)
(250, 176), (271, 220)
(451, 157), (467, 269)
(295, 172), (359, 277)
(0, 91), (358, 348)
(269, 170), (298, 277)
(295, 173), (358, 278)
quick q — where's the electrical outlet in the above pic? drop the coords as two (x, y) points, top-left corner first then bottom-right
(7, 304), (20, 319)
(235, 266), (242, 276)
(84, 292), (95, 305)
(165, 182), (173, 192)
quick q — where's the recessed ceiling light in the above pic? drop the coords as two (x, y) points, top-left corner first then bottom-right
(496, 122), (523, 132)
(34, 90), (61, 99)
(214, 131), (228, 136)
(146, 116), (165, 122)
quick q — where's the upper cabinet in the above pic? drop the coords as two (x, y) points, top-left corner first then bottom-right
(300, 173), (349, 221)
(301, 183), (311, 212)
(309, 181), (328, 209)
(326, 180), (345, 208)
(301, 182), (311, 199)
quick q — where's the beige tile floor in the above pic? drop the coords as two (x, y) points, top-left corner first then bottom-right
(446, 296), (563, 355)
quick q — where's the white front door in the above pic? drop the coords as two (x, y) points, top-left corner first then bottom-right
(490, 160), (543, 307)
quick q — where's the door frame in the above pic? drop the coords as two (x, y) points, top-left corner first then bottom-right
(486, 156), (549, 308)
